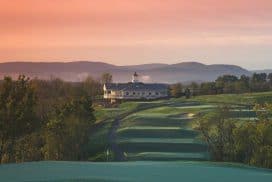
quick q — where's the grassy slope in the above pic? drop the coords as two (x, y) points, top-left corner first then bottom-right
(89, 100), (170, 161)
(89, 91), (272, 161)
(190, 91), (272, 105)
(1, 92), (272, 181)
(116, 101), (213, 161)
(88, 102), (142, 161)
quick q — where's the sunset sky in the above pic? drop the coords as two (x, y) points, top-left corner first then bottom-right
(1, 0), (272, 69)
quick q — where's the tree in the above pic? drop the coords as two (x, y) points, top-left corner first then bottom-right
(216, 75), (238, 83)
(184, 88), (191, 99)
(235, 75), (250, 93)
(250, 146), (272, 168)
(252, 73), (267, 83)
(101, 73), (113, 85)
(0, 75), (38, 163)
(14, 132), (44, 163)
(200, 82), (217, 95)
(43, 97), (95, 160)
(233, 122), (258, 163)
(195, 105), (236, 161)
(254, 103), (272, 123)
(0, 75), (37, 136)
(251, 73), (269, 92)
(268, 73), (272, 85)
(83, 76), (102, 99)
(215, 75), (238, 93)
(189, 82), (199, 96)
(0, 75), (100, 163)
(170, 83), (183, 98)
(196, 103), (272, 168)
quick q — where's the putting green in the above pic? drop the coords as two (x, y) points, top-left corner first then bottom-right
(0, 161), (271, 182)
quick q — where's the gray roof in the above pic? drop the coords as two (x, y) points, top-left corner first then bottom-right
(105, 82), (168, 91)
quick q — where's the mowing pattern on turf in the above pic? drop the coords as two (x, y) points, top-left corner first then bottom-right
(111, 99), (258, 161)
(116, 102), (212, 161)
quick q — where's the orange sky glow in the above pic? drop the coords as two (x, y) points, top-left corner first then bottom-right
(1, 0), (272, 69)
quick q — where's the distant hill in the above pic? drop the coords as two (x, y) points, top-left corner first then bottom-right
(251, 69), (272, 74)
(0, 61), (251, 83)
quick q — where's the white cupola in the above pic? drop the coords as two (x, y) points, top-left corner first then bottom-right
(132, 72), (139, 83)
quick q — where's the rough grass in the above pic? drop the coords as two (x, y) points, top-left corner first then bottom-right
(87, 122), (112, 161)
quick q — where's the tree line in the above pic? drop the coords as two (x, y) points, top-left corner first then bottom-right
(0, 73), (112, 163)
(196, 104), (272, 169)
(170, 73), (272, 97)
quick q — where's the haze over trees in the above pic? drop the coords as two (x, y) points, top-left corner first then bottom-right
(0, 61), (251, 83)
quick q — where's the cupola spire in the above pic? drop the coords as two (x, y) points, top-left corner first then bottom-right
(132, 72), (139, 83)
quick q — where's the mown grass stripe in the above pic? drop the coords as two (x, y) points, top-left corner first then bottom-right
(117, 128), (199, 139)
(128, 152), (210, 159)
(117, 137), (204, 144)
(119, 142), (208, 153)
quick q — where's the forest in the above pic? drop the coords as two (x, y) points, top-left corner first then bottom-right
(0, 73), (111, 163)
(170, 73), (272, 97)
(196, 104), (272, 168)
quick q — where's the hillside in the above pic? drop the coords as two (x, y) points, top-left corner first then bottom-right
(0, 61), (250, 83)
(91, 92), (272, 163)
(252, 69), (272, 74)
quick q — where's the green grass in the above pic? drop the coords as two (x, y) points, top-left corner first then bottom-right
(90, 91), (272, 162)
(127, 152), (210, 161)
(90, 100), (170, 160)
(115, 101), (212, 161)
(117, 127), (199, 139)
(119, 142), (208, 153)
(117, 138), (204, 144)
(1, 161), (271, 182)
(121, 117), (192, 127)
(2, 93), (272, 181)
(94, 102), (142, 122)
(134, 104), (213, 116)
(190, 91), (272, 105)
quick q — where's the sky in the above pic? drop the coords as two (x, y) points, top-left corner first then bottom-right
(1, 0), (272, 69)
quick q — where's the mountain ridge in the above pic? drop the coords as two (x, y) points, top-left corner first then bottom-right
(0, 61), (252, 83)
